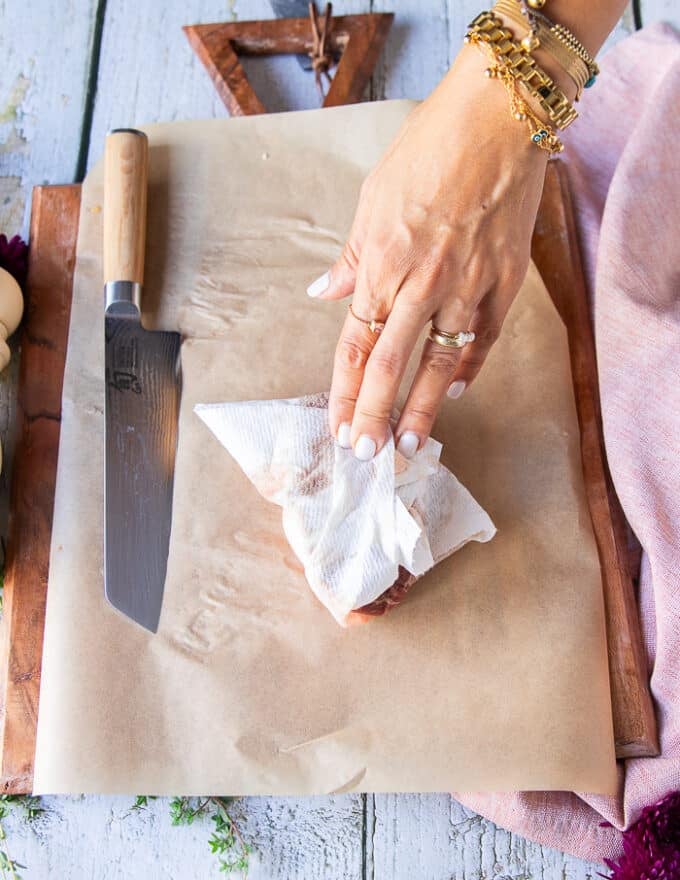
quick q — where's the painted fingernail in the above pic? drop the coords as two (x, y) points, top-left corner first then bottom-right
(354, 435), (377, 461)
(337, 422), (352, 449)
(397, 431), (420, 459)
(447, 380), (466, 400)
(307, 271), (330, 298)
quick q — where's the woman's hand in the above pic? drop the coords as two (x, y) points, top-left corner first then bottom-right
(307, 45), (549, 461)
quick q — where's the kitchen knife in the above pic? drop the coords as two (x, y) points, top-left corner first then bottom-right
(103, 129), (181, 632)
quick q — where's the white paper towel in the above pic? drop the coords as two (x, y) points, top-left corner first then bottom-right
(195, 393), (496, 624)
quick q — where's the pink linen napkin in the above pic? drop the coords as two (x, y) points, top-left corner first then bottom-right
(456, 22), (680, 864)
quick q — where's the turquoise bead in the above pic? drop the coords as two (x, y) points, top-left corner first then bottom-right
(585, 75), (597, 88)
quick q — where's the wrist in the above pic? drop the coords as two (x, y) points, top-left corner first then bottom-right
(449, 13), (576, 140)
(492, 9), (579, 103)
(437, 44), (553, 159)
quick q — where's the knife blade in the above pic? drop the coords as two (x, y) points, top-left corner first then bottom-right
(103, 129), (181, 633)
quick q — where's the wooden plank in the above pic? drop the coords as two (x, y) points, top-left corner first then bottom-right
(87, 0), (374, 156)
(532, 161), (658, 759)
(87, 0), (237, 155)
(0, 793), (364, 879)
(638, 0), (680, 26)
(370, 0), (452, 99)
(0, 185), (81, 794)
(371, 794), (603, 879)
(0, 0), (98, 237)
(242, 795), (364, 878)
(0, 0), (99, 683)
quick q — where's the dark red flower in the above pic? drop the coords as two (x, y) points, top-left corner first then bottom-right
(0, 234), (28, 289)
(603, 791), (680, 880)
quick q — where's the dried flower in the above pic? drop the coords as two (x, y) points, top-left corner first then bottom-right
(604, 791), (680, 880)
(0, 234), (28, 289)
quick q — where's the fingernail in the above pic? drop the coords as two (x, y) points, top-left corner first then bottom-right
(337, 422), (352, 449)
(397, 431), (420, 459)
(307, 271), (330, 298)
(354, 435), (377, 461)
(447, 380), (466, 400)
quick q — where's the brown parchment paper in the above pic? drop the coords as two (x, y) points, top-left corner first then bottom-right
(33, 101), (617, 795)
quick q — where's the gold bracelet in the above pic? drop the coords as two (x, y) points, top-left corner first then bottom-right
(465, 32), (564, 154)
(494, 0), (599, 98)
(534, 13), (599, 80)
(493, 0), (591, 98)
(466, 10), (578, 129)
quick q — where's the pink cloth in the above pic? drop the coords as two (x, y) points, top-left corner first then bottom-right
(457, 23), (680, 864)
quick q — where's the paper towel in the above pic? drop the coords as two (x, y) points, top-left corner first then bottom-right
(195, 392), (496, 624)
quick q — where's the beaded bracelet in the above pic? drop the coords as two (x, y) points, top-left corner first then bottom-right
(493, 0), (590, 97)
(521, 0), (599, 82)
(494, 0), (599, 98)
(464, 29), (564, 154)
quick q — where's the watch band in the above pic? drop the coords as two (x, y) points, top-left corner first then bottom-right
(466, 10), (578, 129)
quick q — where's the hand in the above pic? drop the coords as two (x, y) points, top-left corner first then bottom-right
(307, 45), (549, 461)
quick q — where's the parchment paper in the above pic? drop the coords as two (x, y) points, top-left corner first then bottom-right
(33, 101), (617, 795)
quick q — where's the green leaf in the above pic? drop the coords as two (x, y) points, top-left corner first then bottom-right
(155, 796), (251, 875)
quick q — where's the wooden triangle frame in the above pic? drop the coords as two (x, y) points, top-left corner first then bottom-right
(184, 12), (393, 116)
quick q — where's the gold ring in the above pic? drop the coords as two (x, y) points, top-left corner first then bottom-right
(349, 303), (385, 334)
(428, 325), (476, 348)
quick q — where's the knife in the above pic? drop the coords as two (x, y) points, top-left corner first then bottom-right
(103, 129), (181, 632)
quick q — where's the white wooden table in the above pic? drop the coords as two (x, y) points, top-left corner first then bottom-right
(1, 2), (676, 877)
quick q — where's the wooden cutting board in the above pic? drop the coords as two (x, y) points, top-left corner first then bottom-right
(0, 162), (658, 795)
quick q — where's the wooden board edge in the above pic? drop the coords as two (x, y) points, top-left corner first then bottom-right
(0, 184), (82, 794)
(532, 161), (658, 759)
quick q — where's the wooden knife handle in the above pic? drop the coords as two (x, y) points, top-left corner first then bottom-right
(103, 129), (148, 285)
